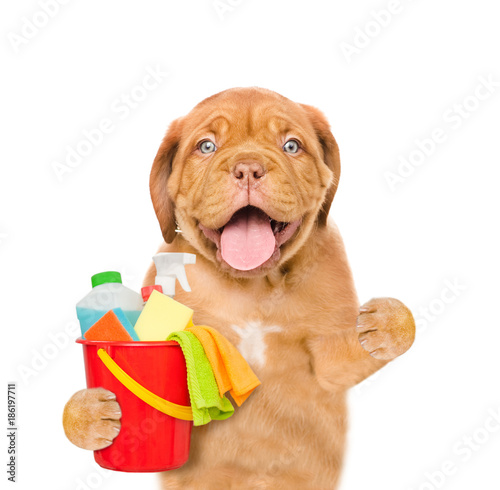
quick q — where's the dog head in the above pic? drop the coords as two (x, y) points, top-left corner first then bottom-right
(150, 87), (340, 277)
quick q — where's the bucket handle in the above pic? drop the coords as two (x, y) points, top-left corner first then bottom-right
(97, 348), (193, 421)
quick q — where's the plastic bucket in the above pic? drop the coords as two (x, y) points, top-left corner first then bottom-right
(77, 338), (193, 472)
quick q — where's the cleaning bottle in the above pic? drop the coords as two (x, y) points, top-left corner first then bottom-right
(134, 253), (196, 341)
(152, 253), (196, 296)
(76, 271), (143, 336)
(141, 285), (163, 305)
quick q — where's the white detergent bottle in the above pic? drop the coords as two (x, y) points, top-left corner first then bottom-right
(76, 271), (143, 336)
(152, 253), (196, 297)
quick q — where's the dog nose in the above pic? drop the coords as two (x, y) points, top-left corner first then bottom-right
(232, 162), (266, 182)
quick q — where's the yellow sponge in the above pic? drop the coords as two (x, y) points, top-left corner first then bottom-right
(134, 289), (194, 341)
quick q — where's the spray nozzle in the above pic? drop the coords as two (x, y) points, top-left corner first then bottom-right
(152, 253), (196, 297)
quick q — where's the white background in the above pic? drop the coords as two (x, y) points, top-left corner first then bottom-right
(2, 0), (499, 489)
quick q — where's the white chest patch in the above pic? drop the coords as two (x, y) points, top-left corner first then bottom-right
(231, 321), (282, 368)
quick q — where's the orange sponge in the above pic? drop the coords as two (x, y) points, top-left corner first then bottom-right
(84, 310), (134, 341)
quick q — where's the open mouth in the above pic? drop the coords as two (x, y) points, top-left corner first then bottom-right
(198, 205), (302, 272)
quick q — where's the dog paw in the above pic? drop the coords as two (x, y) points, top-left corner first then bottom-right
(357, 297), (415, 361)
(63, 388), (121, 450)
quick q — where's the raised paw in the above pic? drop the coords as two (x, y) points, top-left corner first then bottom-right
(357, 297), (415, 361)
(63, 387), (121, 450)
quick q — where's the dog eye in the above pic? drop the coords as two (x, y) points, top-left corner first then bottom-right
(199, 140), (217, 154)
(283, 139), (300, 154)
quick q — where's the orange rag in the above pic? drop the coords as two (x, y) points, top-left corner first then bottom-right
(186, 325), (261, 406)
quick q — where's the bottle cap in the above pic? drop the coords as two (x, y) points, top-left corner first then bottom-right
(91, 271), (122, 288)
(141, 285), (163, 302)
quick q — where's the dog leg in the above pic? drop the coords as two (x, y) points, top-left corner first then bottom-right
(308, 297), (415, 390)
(62, 388), (122, 450)
(357, 297), (415, 361)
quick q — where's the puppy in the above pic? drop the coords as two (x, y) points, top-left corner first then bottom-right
(63, 87), (415, 489)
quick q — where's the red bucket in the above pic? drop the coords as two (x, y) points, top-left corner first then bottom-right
(77, 338), (193, 472)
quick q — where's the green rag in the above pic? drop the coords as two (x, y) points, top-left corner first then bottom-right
(167, 330), (234, 426)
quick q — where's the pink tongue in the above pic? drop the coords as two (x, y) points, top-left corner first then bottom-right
(220, 207), (276, 270)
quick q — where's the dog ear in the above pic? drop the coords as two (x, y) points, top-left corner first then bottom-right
(300, 104), (341, 227)
(149, 117), (184, 243)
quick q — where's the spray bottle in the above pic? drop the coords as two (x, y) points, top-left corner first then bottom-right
(134, 253), (196, 341)
(152, 253), (196, 297)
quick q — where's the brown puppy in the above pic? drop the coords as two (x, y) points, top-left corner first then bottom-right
(63, 87), (415, 489)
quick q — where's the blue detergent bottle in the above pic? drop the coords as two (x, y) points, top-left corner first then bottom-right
(76, 271), (143, 337)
